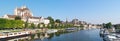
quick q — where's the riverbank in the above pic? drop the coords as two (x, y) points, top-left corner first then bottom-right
(0, 27), (84, 40)
(6, 29), (103, 41)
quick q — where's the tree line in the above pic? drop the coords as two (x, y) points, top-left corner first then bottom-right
(26, 16), (74, 29)
(103, 22), (112, 29)
(0, 18), (24, 29)
(0, 16), (74, 29)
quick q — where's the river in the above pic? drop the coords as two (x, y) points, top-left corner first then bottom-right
(7, 29), (103, 41)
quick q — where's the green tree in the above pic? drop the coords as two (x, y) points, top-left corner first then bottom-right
(107, 22), (112, 28)
(47, 24), (51, 28)
(0, 18), (24, 29)
(55, 19), (61, 23)
(31, 23), (35, 29)
(16, 20), (24, 28)
(15, 16), (21, 20)
(47, 16), (54, 24)
(43, 24), (46, 28)
(0, 18), (7, 29)
(114, 25), (120, 29)
(105, 22), (112, 29)
(37, 23), (40, 28)
(24, 22), (28, 29)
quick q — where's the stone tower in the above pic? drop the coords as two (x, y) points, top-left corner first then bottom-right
(14, 6), (33, 17)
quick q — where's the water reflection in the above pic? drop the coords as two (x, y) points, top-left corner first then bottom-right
(7, 30), (71, 41)
(7, 29), (103, 41)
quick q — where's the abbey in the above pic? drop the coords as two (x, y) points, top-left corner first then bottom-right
(2, 6), (50, 25)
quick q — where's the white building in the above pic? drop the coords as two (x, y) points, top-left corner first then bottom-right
(14, 6), (33, 17)
(43, 18), (50, 25)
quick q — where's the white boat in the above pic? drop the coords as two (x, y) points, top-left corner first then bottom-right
(100, 28), (104, 35)
(65, 28), (77, 32)
(0, 31), (30, 38)
(46, 29), (58, 34)
(104, 34), (120, 41)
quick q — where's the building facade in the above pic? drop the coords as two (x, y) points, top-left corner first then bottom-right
(14, 6), (33, 17)
(2, 6), (50, 25)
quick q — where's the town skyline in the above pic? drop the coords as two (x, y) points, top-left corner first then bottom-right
(0, 0), (120, 24)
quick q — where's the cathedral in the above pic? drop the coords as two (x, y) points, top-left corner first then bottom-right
(2, 6), (50, 25)
(14, 6), (33, 18)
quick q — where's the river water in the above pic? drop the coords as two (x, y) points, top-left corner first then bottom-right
(7, 29), (103, 41)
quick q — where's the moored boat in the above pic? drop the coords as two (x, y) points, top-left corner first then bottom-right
(65, 28), (78, 32)
(103, 34), (120, 41)
(46, 29), (58, 34)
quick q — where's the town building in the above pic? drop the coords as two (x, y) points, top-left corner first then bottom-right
(72, 19), (80, 26)
(70, 18), (102, 29)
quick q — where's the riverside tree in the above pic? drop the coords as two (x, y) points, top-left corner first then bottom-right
(47, 16), (54, 24)
(106, 22), (112, 29)
(15, 16), (21, 20)
(31, 23), (35, 29)
(103, 22), (112, 29)
(55, 19), (61, 23)
(0, 18), (24, 29)
(47, 16), (55, 28)
(37, 23), (41, 28)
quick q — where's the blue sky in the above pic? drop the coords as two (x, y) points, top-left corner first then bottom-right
(0, 0), (120, 24)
